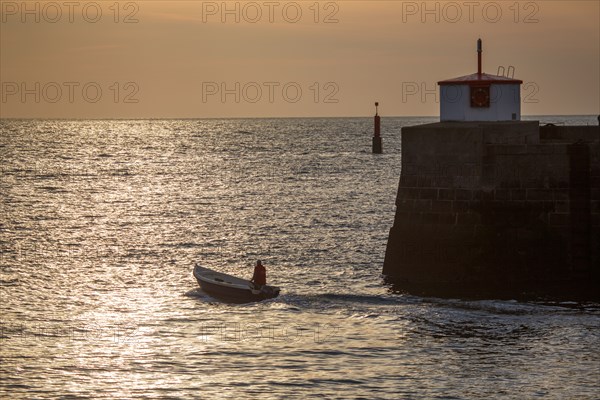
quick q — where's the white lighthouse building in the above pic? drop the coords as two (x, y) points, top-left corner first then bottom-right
(438, 39), (523, 122)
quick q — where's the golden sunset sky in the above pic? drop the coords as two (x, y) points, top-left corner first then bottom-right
(1, 0), (598, 118)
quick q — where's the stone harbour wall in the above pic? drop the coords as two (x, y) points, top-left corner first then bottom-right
(383, 122), (599, 299)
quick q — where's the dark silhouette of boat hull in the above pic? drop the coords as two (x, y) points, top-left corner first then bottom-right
(193, 264), (280, 303)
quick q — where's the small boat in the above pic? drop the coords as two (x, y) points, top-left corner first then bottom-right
(193, 264), (280, 303)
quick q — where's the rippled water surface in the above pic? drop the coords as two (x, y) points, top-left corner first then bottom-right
(1, 117), (599, 399)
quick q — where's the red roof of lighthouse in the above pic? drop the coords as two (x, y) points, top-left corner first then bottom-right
(438, 72), (522, 85)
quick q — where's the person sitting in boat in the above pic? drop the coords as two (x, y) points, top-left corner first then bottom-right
(251, 260), (266, 288)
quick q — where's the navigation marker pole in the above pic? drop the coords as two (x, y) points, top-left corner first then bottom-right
(373, 102), (382, 154)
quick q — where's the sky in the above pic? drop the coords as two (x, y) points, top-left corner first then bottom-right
(1, 0), (599, 118)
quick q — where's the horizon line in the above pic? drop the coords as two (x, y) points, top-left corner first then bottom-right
(1, 114), (598, 121)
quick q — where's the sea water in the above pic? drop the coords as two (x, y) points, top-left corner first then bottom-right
(1, 117), (599, 399)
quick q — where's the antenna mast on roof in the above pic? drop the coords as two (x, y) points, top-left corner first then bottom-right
(477, 38), (482, 77)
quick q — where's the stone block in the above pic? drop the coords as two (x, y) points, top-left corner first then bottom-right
(401, 163), (420, 175)
(418, 176), (432, 187)
(552, 145), (569, 154)
(422, 213), (439, 224)
(525, 201), (546, 212)
(433, 177), (454, 188)
(555, 201), (569, 213)
(553, 189), (569, 201)
(494, 189), (511, 201)
(544, 201), (556, 212)
(526, 145), (543, 154)
(548, 213), (569, 226)
(474, 190), (494, 201)
(511, 189), (526, 200)
(396, 199), (414, 211)
(393, 212), (412, 226)
(397, 187), (419, 200)
(523, 178), (544, 188)
(420, 188), (438, 200)
(451, 224), (478, 236)
(457, 212), (481, 225)
(453, 200), (470, 212)
(527, 189), (554, 201)
(432, 200), (453, 213)
(455, 176), (480, 188)
(400, 175), (419, 187)
(438, 188), (455, 200)
(455, 189), (473, 200)
(438, 213), (457, 225)
(414, 200), (432, 212)
(505, 144), (529, 154)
